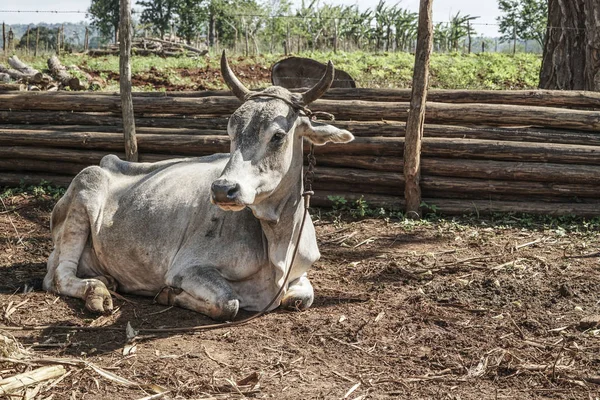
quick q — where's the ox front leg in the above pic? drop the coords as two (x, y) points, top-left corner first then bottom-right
(160, 267), (239, 321)
(281, 273), (314, 311)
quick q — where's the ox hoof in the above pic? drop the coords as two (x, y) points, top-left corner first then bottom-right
(213, 299), (239, 322)
(281, 294), (314, 311)
(84, 282), (113, 313)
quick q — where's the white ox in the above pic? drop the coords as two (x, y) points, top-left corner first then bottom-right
(43, 53), (354, 321)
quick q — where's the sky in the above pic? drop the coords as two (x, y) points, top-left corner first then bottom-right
(0, 0), (503, 37)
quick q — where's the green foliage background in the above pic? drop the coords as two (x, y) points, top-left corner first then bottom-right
(3, 50), (541, 91)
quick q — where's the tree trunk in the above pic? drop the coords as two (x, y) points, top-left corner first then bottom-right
(540, 0), (600, 91)
(209, 12), (216, 48)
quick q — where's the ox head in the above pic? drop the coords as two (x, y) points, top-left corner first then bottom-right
(211, 52), (354, 216)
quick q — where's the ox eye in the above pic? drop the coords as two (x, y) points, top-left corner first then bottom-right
(270, 130), (287, 144)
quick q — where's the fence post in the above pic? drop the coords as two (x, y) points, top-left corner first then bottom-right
(333, 18), (339, 53)
(26, 26), (30, 54)
(120, 0), (138, 161)
(404, 0), (433, 219)
(35, 27), (40, 56)
(84, 26), (89, 51)
(56, 27), (61, 55)
(513, 22), (517, 54)
(286, 22), (290, 55)
(467, 21), (471, 54)
(2, 23), (5, 53)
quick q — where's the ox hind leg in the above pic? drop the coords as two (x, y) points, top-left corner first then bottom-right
(44, 171), (113, 313)
(157, 267), (239, 321)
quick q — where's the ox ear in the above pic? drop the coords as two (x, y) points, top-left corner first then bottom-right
(297, 117), (354, 145)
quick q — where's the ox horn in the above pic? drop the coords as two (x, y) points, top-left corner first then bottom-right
(301, 60), (335, 105)
(221, 51), (250, 101)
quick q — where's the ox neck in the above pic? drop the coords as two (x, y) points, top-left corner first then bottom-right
(249, 136), (305, 228)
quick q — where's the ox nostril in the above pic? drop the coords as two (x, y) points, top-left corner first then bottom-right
(226, 184), (240, 200)
(212, 180), (240, 203)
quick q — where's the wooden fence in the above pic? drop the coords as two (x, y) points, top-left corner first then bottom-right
(1, 88), (600, 217)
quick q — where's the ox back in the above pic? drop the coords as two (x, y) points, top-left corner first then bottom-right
(271, 57), (356, 89)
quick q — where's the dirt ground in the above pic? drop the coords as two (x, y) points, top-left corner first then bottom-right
(1, 192), (599, 399)
(90, 61), (272, 91)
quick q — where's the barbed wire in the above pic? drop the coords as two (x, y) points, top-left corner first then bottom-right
(0, 9), (586, 32)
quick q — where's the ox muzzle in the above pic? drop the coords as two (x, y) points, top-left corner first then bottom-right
(210, 179), (245, 210)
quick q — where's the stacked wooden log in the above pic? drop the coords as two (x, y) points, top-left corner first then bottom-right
(0, 88), (599, 217)
(87, 38), (208, 57)
(0, 55), (99, 91)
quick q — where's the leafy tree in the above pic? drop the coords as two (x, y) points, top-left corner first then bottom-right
(497, 0), (547, 47)
(448, 12), (479, 51)
(176, 0), (207, 44)
(521, 0), (547, 47)
(138, 0), (177, 39)
(15, 26), (58, 51)
(393, 8), (418, 52)
(88, 0), (121, 43)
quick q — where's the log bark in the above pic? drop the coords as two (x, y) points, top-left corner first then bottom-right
(311, 190), (403, 210)
(142, 37), (208, 54)
(421, 158), (600, 185)
(540, 0), (600, 91)
(0, 83), (25, 91)
(6, 55), (49, 84)
(316, 181), (600, 204)
(4, 92), (600, 131)
(119, 0), (138, 161)
(0, 64), (39, 83)
(1, 130), (599, 164)
(421, 198), (600, 217)
(0, 73), (10, 83)
(311, 191), (600, 217)
(0, 131), (230, 154)
(1, 111), (600, 147)
(315, 156), (600, 185)
(404, 0), (433, 218)
(313, 167), (600, 198)
(0, 111), (230, 129)
(47, 55), (84, 90)
(38, 88), (600, 109)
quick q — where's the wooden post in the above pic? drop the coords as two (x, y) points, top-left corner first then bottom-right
(333, 18), (339, 53)
(467, 21), (472, 54)
(244, 19), (249, 57)
(26, 26), (30, 54)
(286, 22), (290, 55)
(513, 22), (517, 54)
(2, 23), (5, 53)
(84, 26), (89, 51)
(7, 28), (13, 51)
(120, 0), (138, 161)
(403, 0), (433, 219)
(56, 27), (61, 55)
(35, 27), (40, 57)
